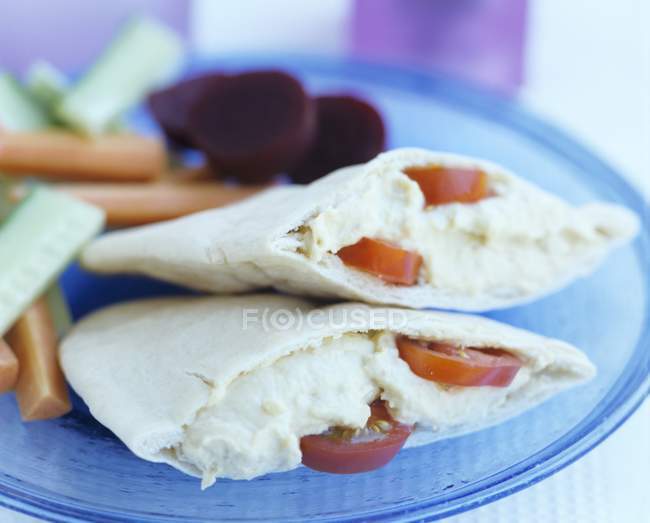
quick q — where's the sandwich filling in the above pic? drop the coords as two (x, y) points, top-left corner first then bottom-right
(173, 331), (575, 487)
(292, 161), (636, 297)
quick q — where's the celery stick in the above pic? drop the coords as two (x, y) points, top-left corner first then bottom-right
(0, 72), (50, 131)
(0, 187), (105, 335)
(57, 16), (184, 134)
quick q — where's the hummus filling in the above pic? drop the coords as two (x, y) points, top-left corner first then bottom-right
(292, 165), (633, 296)
(174, 332), (538, 486)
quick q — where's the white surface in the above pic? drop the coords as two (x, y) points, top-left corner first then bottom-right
(521, 0), (650, 199)
(191, 0), (350, 55)
(445, 402), (650, 523)
(3, 0), (648, 521)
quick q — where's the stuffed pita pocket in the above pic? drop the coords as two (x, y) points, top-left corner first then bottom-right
(81, 148), (639, 311)
(60, 294), (595, 487)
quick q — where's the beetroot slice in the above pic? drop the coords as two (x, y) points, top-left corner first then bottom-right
(186, 71), (316, 184)
(148, 74), (224, 148)
(289, 96), (386, 184)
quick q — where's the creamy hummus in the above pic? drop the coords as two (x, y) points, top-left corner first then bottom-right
(175, 332), (531, 487)
(296, 166), (634, 297)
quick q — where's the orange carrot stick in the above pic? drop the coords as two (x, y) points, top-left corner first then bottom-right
(165, 164), (219, 184)
(0, 339), (19, 394)
(6, 298), (71, 421)
(0, 130), (166, 182)
(48, 182), (264, 227)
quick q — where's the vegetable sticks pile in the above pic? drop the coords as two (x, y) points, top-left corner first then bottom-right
(0, 17), (264, 422)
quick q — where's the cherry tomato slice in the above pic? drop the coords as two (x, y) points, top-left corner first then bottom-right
(300, 400), (413, 474)
(397, 336), (522, 387)
(403, 165), (488, 206)
(337, 237), (422, 285)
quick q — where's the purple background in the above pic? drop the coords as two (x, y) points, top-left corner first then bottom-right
(351, 0), (527, 94)
(0, 0), (526, 93)
(0, 0), (188, 74)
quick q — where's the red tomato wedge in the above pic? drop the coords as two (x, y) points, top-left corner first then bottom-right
(396, 336), (522, 387)
(300, 400), (413, 474)
(403, 165), (489, 206)
(336, 237), (422, 285)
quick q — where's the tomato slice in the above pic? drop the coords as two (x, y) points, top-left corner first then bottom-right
(396, 336), (522, 387)
(300, 400), (413, 474)
(336, 237), (422, 285)
(403, 165), (488, 206)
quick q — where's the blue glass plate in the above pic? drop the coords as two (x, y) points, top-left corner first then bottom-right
(0, 56), (648, 522)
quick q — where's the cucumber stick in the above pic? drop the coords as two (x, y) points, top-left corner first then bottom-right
(26, 61), (69, 110)
(0, 187), (105, 335)
(44, 283), (73, 339)
(57, 16), (184, 134)
(0, 177), (14, 222)
(25, 61), (129, 132)
(0, 72), (50, 130)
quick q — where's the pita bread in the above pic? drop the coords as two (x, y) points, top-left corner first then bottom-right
(81, 149), (639, 311)
(60, 294), (595, 484)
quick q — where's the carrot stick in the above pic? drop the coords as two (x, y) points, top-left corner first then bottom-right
(43, 182), (264, 227)
(0, 130), (165, 182)
(0, 339), (19, 394)
(164, 164), (219, 184)
(6, 298), (71, 421)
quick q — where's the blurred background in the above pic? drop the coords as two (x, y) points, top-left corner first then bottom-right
(0, 0), (647, 195)
(1, 1), (647, 522)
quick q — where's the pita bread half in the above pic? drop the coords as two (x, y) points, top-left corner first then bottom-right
(80, 148), (639, 311)
(60, 294), (594, 485)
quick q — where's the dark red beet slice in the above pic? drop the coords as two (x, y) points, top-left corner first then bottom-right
(289, 96), (385, 184)
(186, 71), (316, 184)
(148, 74), (224, 148)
